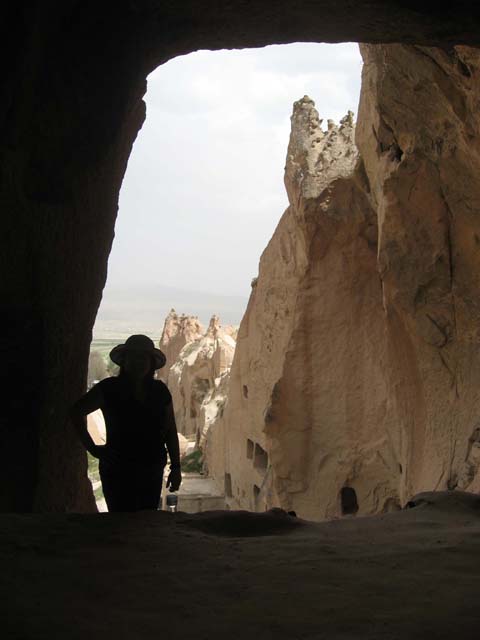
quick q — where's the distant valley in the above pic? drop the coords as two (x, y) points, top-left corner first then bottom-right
(93, 283), (248, 340)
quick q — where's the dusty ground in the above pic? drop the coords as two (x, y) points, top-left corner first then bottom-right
(2, 491), (480, 639)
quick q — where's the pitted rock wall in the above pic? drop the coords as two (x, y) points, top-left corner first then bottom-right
(207, 45), (480, 520)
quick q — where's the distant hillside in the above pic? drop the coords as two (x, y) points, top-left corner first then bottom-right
(93, 283), (249, 339)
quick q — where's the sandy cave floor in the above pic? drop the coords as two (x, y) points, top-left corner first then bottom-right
(2, 491), (480, 640)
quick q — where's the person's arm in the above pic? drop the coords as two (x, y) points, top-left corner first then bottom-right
(69, 383), (105, 458)
(164, 402), (182, 491)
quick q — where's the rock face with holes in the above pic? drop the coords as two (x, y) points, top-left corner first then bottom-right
(206, 96), (392, 516)
(167, 315), (236, 443)
(208, 45), (480, 520)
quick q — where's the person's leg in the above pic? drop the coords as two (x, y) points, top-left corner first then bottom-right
(133, 464), (165, 510)
(99, 459), (135, 512)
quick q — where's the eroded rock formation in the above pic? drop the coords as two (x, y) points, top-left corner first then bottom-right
(206, 45), (480, 520)
(167, 315), (235, 444)
(158, 310), (204, 382)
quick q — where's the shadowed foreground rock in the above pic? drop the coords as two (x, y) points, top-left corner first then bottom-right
(2, 492), (480, 639)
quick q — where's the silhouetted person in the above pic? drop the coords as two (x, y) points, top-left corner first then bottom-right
(70, 334), (181, 511)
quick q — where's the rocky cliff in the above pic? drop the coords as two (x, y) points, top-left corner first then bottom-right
(357, 44), (480, 499)
(166, 315), (236, 443)
(158, 310), (204, 382)
(206, 45), (480, 520)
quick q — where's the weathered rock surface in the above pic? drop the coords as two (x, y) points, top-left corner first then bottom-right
(206, 97), (380, 515)
(86, 410), (106, 446)
(158, 310), (204, 382)
(207, 45), (480, 520)
(167, 315), (235, 443)
(356, 45), (480, 504)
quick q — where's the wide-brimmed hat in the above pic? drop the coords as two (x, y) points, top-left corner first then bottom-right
(109, 334), (166, 370)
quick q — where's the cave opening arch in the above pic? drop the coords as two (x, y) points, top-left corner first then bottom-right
(90, 41), (362, 512)
(2, 2), (480, 512)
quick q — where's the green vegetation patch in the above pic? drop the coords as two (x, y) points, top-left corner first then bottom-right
(87, 453), (100, 484)
(87, 453), (105, 502)
(181, 449), (204, 473)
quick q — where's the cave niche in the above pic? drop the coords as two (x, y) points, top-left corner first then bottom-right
(340, 487), (359, 516)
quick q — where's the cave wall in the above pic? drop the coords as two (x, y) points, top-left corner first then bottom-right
(2, 2), (480, 511)
(357, 44), (480, 500)
(1, 4), (150, 510)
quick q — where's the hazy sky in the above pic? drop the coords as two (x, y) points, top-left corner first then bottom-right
(104, 43), (362, 300)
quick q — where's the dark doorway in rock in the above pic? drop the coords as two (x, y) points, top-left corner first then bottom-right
(224, 473), (233, 498)
(254, 443), (268, 472)
(340, 486), (359, 515)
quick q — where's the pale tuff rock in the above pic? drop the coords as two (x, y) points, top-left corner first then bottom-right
(87, 410), (106, 445)
(158, 309), (204, 382)
(285, 96), (358, 202)
(356, 44), (480, 502)
(221, 325), (238, 340)
(207, 46), (480, 520)
(177, 432), (190, 459)
(206, 99), (379, 516)
(166, 315), (235, 442)
(199, 370), (229, 453)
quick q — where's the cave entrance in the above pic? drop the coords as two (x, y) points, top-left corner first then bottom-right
(4, 5), (479, 519)
(340, 487), (359, 516)
(87, 42), (361, 513)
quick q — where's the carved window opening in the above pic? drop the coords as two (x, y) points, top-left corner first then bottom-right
(243, 385), (249, 399)
(224, 473), (233, 498)
(254, 443), (268, 472)
(340, 486), (358, 515)
(247, 438), (254, 459)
